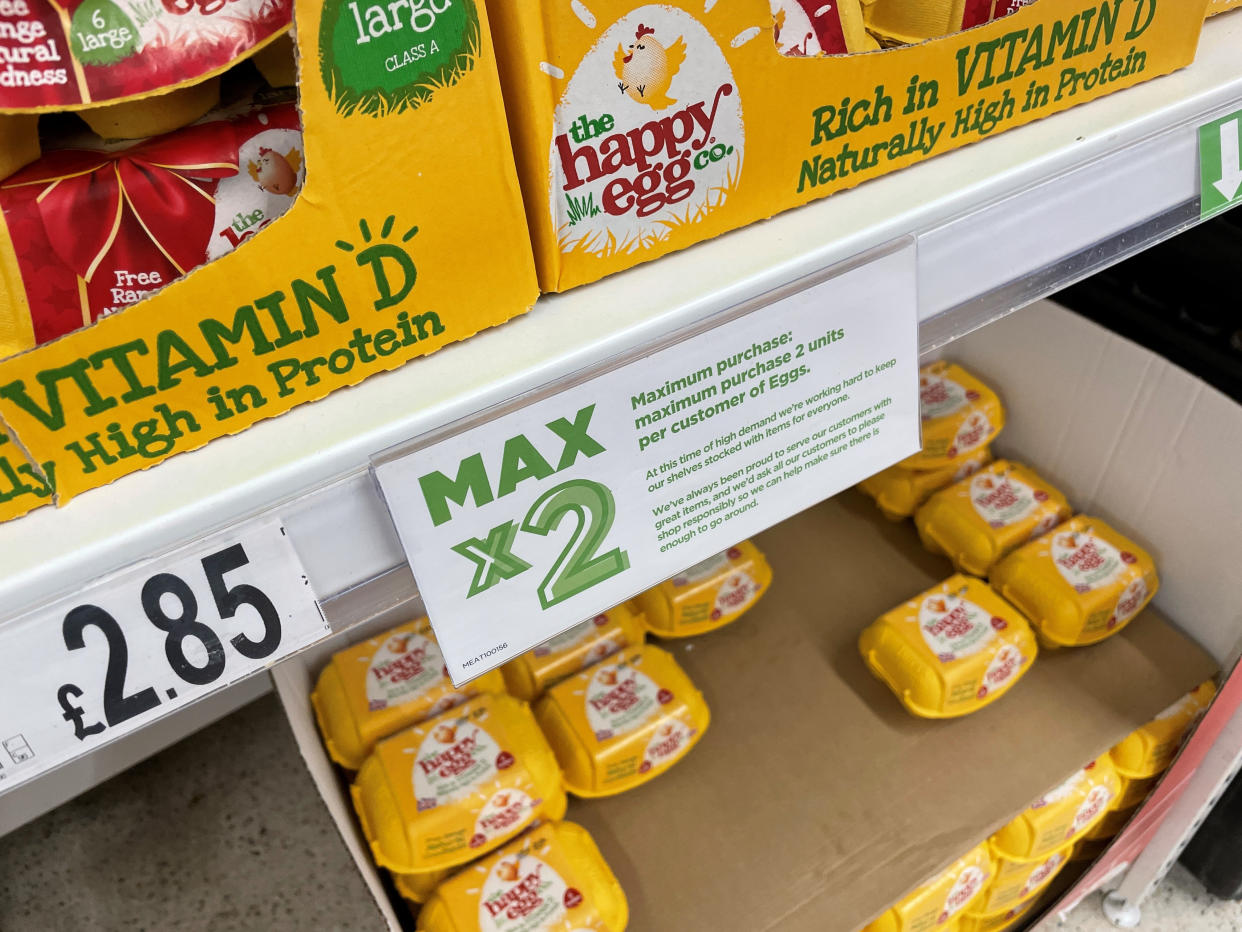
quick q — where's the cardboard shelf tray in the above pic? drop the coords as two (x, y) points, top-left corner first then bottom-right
(568, 491), (1217, 932)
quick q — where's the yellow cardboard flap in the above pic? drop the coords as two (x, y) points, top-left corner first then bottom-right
(487, 0), (1209, 291)
(0, 0), (538, 514)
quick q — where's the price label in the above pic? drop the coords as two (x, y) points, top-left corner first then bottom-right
(0, 520), (326, 793)
(376, 242), (920, 683)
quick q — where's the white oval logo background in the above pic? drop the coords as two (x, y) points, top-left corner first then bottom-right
(1052, 531), (1124, 591)
(919, 373), (968, 420)
(208, 126), (304, 261)
(970, 471), (1038, 527)
(478, 856), (568, 932)
(364, 631), (444, 709)
(918, 593), (995, 660)
(552, 5), (744, 256)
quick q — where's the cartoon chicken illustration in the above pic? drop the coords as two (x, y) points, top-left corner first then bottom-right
(387, 634), (412, 653)
(433, 723), (457, 744)
(613, 24), (686, 109)
(927, 597), (948, 614)
(248, 145), (302, 196)
(496, 859), (521, 883)
(597, 668), (618, 686)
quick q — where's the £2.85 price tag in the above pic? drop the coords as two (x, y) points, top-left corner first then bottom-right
(0, 519), (326, 793)
(376, 243), (920, 683)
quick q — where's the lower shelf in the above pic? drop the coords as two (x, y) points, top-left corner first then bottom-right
(279, 489), (1218, 932)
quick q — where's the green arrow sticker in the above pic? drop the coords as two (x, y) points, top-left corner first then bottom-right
(1200, 110), (1242, 219)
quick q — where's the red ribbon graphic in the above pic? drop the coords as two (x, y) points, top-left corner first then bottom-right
(3, 121), (240, 284)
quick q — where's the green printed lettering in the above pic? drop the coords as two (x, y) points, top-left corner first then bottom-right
(0, 359), (117, 431)
(293, 266), (349, 337)
(89, 340), (157, 403)
(156, 330), (215, 390)
(419, 453), (492, 526)
(200, 303), (278, 370)
(451, 520), (532, 598)
(497, 434), (554, 499)
(546, 404), (606, 470)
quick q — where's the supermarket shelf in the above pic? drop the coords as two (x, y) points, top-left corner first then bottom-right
(0, 13), (1240, 825)
(3, 14), (1240, 618)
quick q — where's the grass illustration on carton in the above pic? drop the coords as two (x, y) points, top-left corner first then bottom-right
(320, 0), (481, 117)
(565, 192), (603, 225)
(130, 0), (161, 27)
(558, 149), (742, 259)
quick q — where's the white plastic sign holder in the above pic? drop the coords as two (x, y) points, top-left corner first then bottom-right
(375, 239), (921, 684)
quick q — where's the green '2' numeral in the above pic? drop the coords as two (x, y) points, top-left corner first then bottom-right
(522, 479), (629, 609)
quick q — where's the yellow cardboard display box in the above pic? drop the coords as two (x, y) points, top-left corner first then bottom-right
(486, 0), (1208, 292)
(0, 0), (538, 522)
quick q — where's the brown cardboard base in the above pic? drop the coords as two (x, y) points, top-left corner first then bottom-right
(567, 491), (1217, 932)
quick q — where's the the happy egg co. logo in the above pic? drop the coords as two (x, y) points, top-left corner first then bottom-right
(552, 6), (744, 256)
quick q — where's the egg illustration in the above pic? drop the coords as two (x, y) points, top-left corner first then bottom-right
(248, 146), (302, 196)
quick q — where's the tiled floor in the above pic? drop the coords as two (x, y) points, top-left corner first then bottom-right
(0, 695), (379, 932)
(2, 693), (1241, 931)
(1049, 865), (1242, 932)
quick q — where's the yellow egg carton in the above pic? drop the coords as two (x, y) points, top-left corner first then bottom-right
(502, 602), (647, 701)
(252, 34), (298, 88)
(0, 114), (39, 181)
(417, 821), (628, 931)
(79, 79), (222, 141)
(534, 644), (709, 797)
(313, 617), (505, 770)
(0, 0), (539, 526)
(391, 866), (452, 906)
(351, 693), (566, 877)
(958, 894), (1038, 932)
(859, 575), (1037, 719)
(864, 841), (993, 931)
(636, 541), (771, 638)
(858, 447), (993, 521)
(990, 755), (1121, 861)
(901, 363), (1004, 471)
(1110, 680), (1217, 779)
(915, 460), (1072, 576)
(1114, 774), (1161, 812)
(991, 516), (1159, 648)
(1082, 802), (1137, 844)
(968, 840), (1070, 918)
